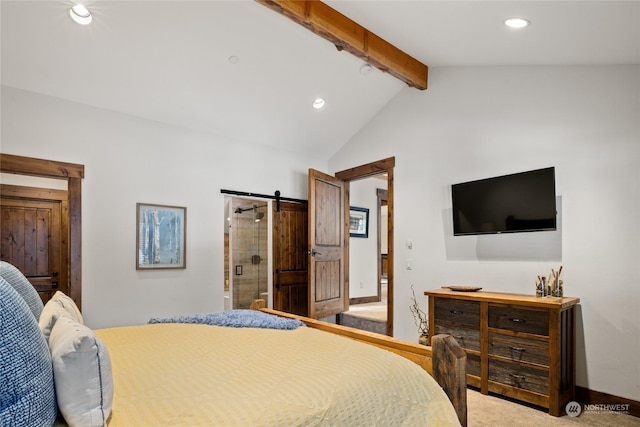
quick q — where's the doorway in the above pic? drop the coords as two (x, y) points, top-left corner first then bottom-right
(337, 175), (389, 335)
(224, 197), (269, 310)
(0, 154), (84, 309)
(334, 157), (394, 336)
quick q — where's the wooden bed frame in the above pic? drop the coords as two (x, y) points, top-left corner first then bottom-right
(251, 301), (468, 426)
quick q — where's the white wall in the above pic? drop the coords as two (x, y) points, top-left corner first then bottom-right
(349, 177), (384, 299)
(330, 65), (640, 400)
(1, 86), (326, 329)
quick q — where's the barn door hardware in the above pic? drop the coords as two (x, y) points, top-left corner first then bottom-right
(220, 189), (307, 213)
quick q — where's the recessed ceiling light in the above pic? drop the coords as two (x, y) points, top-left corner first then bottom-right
(312, 98), (326, 110)
(70, 4), (92, 25)
(228, 56), (239, 65)
(504, 18), (530, 29)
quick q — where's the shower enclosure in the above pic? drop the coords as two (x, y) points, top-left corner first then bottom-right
(225, 198), (268, 310)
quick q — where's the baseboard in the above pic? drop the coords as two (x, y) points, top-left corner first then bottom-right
(576, 386), (639, 418)
(349, 295), (381, 305)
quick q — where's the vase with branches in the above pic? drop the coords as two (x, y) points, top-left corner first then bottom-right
(410, 284), (429, 345)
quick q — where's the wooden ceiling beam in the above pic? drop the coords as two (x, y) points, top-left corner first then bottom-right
(255, 0), (428, 90)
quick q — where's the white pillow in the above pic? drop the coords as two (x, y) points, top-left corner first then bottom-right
(49, 316), (113, 427)
(39, 291), (83, 342)
(50, 290), (83, 323)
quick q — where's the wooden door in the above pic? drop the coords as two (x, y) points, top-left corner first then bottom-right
(308, 169), (348, 319)
(272, 201), (308, 316)
(1, 186), (68, 304)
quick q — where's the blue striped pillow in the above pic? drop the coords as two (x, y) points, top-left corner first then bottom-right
(0, 277), (57, 427)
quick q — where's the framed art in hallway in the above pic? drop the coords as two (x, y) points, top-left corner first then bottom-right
(349, 206), (369, 238)
(136, 203), (186, 269)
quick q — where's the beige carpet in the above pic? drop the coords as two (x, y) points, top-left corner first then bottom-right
(345, 283), (388, 322)
(344, 301), (387, 322)
(340, 285), (387, 334)
(468, 388), (640, 427)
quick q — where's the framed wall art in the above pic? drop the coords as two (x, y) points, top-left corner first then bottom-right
(136, 203), (186, 269)
(349, 206), (369, 238)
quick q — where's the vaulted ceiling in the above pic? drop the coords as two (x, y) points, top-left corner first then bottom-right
(2, 1), (638, 157)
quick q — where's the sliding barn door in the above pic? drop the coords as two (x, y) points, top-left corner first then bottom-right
(308, 169), (348, 319)
(272, 201), (309, 316)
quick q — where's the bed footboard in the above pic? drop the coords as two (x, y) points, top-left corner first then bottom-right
(431, 334), (467, 427)
(252, 301), (467, 426)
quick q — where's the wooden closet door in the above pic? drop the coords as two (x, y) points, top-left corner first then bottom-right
(1, 188), (67, 304)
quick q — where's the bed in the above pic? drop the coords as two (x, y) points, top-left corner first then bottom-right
(0, 261), (466, 427)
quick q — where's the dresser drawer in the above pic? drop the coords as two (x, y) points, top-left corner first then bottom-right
(489, 359), (549, 395)
(436, 324), (480, 352)
(488, 333), (549, 366)
(434, 298), (480, 327)
(489, 304), (549, 336)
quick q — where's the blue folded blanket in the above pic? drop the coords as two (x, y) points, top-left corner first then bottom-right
(149, 309), (304, 330)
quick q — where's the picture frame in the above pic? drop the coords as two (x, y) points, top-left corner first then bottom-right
(349, 206), (369, 238)
(136, 203), (186, 269)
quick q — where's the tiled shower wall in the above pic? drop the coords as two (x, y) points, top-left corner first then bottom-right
(231, 205), (268, 309)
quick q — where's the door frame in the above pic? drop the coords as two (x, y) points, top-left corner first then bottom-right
(335, 157), (394, 336)
(0, 153), (84, 309)
(377, 188), (388, 303)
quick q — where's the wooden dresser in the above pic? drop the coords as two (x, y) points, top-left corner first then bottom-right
(425, 289), (580, 416)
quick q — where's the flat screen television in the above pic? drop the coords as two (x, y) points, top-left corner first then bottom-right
(452, 167), (557, 236)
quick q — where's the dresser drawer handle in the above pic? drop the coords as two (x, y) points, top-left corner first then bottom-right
(450, 310), (464, 315)
(510, 318), (526, 323)
(509, 373), (526, 381)
(509, 346), (526, 352)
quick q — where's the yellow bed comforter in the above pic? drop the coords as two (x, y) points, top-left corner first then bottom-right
(95, 323), (460, 426)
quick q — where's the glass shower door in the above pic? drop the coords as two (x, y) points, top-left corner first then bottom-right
(228, 200), (268, 309)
